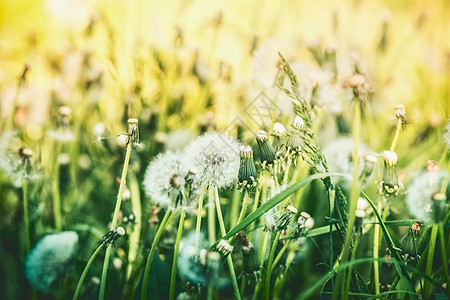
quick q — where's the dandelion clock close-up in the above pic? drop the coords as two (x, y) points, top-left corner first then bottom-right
(0, 0), (448, 299)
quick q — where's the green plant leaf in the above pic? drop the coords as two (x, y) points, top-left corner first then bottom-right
(209, 172), (342, 249)
(360, 191), (417, 297)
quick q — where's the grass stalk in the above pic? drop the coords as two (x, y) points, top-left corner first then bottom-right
(73, 243), (105, 300)
(265, 231), (282, 300)
(194, 187), (205, 256)
(213, 186), (241, 300)
(99, 134), (133, 300)
(169, 208), (185, 300)
(22, 177), (30, 253)
(333, 99), (361, 300)
(141, 209), (172, 300)
(423, 223), (438, 298)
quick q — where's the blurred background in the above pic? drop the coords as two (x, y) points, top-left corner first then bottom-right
(0, 0), (449, 299)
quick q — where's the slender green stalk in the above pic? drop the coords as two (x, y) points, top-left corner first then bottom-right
(169, 209), (185, 300)
(373, 201), (382, 294)
(141, 209), (172, 300)
(390, 119), (402, 152)
(334, 99), (361, 300)
(52, 142), (62, 231)
(22, 178), (30, 253)
(99, 140), (133, 300)
(438, 226), (449, 294)
(126, 174), (141, 280)
(73, 244), (105, 300)
(213, 187), (241, 300)
(424, 223), (438, 298)
(228, 190), (249, 244)
(208, 188), (216, 244)
(229, 186), (241, 227)
(272, 240), (291, 270)
(248, 187), (261, 240)
(194, 187), (205, 256)
(265, 231), (281, 300)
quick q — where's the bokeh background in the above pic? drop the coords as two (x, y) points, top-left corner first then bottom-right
(0, 0), (449, 299)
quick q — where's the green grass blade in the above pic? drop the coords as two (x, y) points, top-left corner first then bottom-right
(209, 172), (341, 248)
(360, 191), (416, 296)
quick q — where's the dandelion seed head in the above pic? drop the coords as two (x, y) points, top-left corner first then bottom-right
(406, 171), (447, 221)
(143, 151), (190, 208)
(25, 231), (78, 292)
(185, 132), (240, 189)
(323, 137), (372, 184)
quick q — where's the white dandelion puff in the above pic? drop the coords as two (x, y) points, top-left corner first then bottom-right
(25, 231), (79, 292)
(143, 151), (190, 208)
(406, 171), (447, 221)
(185, 132), (241, 189)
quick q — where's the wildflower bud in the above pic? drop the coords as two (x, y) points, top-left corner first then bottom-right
(126, 118), (139, 146)
(379, 151), (399, 196)
(294, 211), (314, 237)
(380, 248), (393, 290)
(58, 106), (72, 117)
(272, 122), (286, 153)
(116, 226), (126, 236)
(343, 74), (366, 88)
(401, 221), (422, 260)
(355, 209), (365, 233)
(426, 160), (438, 173)
(238, 146), (258, 190)
(432, 192), (447, 224)
(360, 155), (377, 186)
(217, 240), (233, 256)
(394, 104), (408, 128)
(357, 197), (369, 211)
(293, 116), (305, 129)
(238, 233), (259, 274)
(274, 205), (297, 232)
(20, 148), (33, 158)
(256, 130), (276, 165)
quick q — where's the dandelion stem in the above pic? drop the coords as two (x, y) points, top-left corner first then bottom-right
(373, 201), (382, 294)
(334, 99), (361, 300)
(99, 140), (133, 300)
(208, 189), (216, 244)
(126, 173), (141, 280)
(194, 187), (205, 256)
(213, 186), (241, 300)
(22, 177), (31, 253)
(265, 231), (281, 300)
(141, 209), (172, 300)
(390, 119), (402, 152)
(232, 190), (249, 233)
(73, 243), (104, 300)
(438, 225), (449, 295)
(52, 142), (62, 231)
(248, 187), (261, 240)
(424, 223), (438, 298)
(169, 208), (185, 300)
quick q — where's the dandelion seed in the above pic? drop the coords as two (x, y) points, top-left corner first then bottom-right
(185, 132), (240, 189)
(443, 119), (450, 148)
(25, 231), (79, 292)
